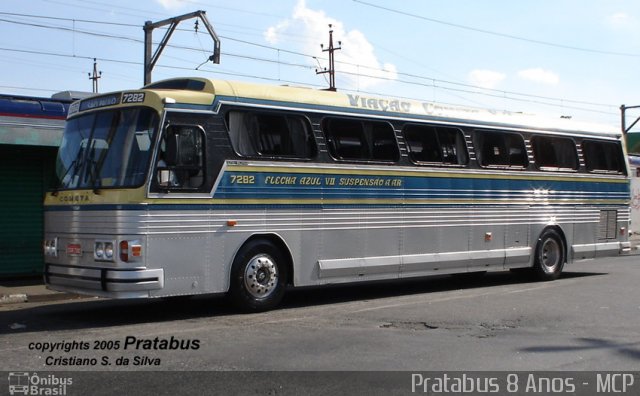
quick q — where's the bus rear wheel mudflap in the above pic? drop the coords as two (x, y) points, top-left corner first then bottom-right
(229, 238), (288, 312)
(532, 228), (566, 281)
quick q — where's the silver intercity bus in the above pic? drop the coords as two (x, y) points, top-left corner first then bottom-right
(43, 78), (631, 311)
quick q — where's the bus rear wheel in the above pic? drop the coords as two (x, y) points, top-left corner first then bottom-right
(229, 239), (287, 312)
(533, 229), (565, 281)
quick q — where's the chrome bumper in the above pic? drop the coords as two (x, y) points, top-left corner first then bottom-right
(45, 263), (164, 298)
(572, 241), (631, 259)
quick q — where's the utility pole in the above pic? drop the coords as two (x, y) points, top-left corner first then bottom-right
(316, 24), (341, 91)
(621, 104), (640, 157)
(143, 10), (220, 85)
(621, 104), (640, 135)
(88, 58), (102, 93)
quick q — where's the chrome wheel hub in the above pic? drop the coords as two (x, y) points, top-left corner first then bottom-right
(540, 239), (560, 273)
(244, 254), (278, 298)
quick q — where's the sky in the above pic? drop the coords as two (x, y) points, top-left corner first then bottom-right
(1, 0), (640, 128)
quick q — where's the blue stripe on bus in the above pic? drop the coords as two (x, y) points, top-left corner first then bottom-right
(213, 171), (630, 201)
(44, 173), (629, 212)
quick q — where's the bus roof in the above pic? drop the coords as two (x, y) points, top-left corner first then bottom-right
(81, 77), (621, 138)
(0, 94), (70, 119)
(146, 77), (621, 137)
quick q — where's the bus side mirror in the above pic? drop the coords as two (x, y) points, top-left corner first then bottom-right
(162, 126), (201, 166)
(157, 169), (172, 188)
(156, 125), (204, 190)
(176, 127), (201, 166)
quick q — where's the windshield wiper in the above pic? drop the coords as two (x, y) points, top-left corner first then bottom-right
(51, 148), (85, 196)
(87, 158), (102, 195)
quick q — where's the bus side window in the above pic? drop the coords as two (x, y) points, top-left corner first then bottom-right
(157, 125), (205, 190)
(326, 118), (368, 160)
(226, 110), (316, 159)
(323, 117), (399, 162)
(403, 124), (468, 165)
(531, 135), (578, 171)
(582, 140), (627, 174)
(475, 130), (528, 168)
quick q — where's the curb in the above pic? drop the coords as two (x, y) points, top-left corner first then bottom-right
(0, 294), (28, 304)
(0, 291), (87, 305)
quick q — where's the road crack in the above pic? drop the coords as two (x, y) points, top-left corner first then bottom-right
(379, 321), (439, 331)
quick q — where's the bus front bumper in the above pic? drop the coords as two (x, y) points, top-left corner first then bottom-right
(44, 263), (164, 298)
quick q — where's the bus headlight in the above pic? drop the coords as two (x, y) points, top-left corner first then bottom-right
(95, 242), (105, 259)
(44, 237), (58, 257)
(104, 242), (114, 259)
(94, 240), (116, 262)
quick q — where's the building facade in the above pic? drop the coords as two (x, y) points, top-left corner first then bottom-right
(0, 94), (70, 276)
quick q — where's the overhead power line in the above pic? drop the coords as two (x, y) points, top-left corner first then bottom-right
(0, 17), (312, 69)
(0, 46), (618, 117)
(0, 12), (620, 116)
(0, 18), (142, 43)
(0, 12), (318, 58)
(353, 0), (640, 58)
(0, 44), (617, 115)
(1, 12), (616, 110)
(0, 85), (61, 93)
(0, 11), (137, 27)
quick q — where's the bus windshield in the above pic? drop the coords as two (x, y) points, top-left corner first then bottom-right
(56, 107), (159, 190)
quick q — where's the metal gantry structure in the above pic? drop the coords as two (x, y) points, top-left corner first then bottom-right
(621, 105), (640, 159)
(621, 104), (640, 135)
(143, 10), (221, 86)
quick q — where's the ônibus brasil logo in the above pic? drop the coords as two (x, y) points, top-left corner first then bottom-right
(8, 372), (72, 395)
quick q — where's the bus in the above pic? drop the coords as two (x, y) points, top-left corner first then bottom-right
(0, 93), (69, 142)
(8, 372), (29, 395)
(43, 78), (631, 311)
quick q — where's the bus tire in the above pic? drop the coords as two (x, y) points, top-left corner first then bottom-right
(532, 228), (565, 281)
(229, 239), (288, 312)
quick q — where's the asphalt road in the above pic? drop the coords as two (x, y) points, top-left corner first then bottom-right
(1, 255), (639, 394)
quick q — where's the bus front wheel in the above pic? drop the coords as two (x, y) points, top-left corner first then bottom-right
(532, 229), (565, 281)
(229, 239), (288, 312)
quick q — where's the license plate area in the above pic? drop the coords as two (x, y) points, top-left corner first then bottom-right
(66, 243), (82, 256)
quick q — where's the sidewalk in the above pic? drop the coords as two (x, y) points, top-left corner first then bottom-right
(2, 236), (639, 305)
(0, 277), (85, 305)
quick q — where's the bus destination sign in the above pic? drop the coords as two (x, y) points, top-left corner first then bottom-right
(79, 93), (121, 112)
